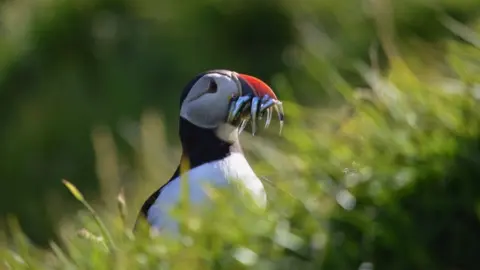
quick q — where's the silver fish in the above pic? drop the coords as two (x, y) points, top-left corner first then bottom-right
(274, 102), (284, 134)
(265, 106), (273, 129)
(227, 96), (238, 123)
(226, 93), (284, 135)
(260, 98), (276, 113)
(250, 96), (260, 135)
(239, 116), (250, 134)
(232, 95), (252, 121)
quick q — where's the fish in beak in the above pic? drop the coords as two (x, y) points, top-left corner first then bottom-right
(227, 73), (284, 135)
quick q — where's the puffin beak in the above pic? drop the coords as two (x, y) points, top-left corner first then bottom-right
(227, 73), (284, 135)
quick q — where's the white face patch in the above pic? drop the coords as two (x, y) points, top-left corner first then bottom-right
(180, 72), (242, 130)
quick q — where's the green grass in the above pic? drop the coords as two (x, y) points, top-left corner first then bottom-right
(2, 16), (480, 270)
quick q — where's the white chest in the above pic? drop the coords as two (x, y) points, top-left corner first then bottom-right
(147, 153), (267, 233)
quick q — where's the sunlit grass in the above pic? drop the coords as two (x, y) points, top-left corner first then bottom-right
(1, 13), (480, 270)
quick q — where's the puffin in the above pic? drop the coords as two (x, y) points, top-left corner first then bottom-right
(135, 69), (284, 235)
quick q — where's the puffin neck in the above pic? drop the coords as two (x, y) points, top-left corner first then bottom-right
(179, 117), (242, 169)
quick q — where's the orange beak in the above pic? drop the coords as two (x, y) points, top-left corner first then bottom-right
(238, 74), (278, 100)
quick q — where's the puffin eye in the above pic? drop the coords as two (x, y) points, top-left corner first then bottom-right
(207, 79), (218, 93)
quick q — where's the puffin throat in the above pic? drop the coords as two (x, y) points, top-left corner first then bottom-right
(179, 118), (242, 169)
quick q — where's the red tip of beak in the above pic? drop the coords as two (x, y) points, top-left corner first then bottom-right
(239, 74), (278, 100)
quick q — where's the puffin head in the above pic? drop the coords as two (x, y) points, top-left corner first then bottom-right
(179, 69), (282, 145)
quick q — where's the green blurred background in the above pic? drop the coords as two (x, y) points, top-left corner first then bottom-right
(2, 0), (480, 268)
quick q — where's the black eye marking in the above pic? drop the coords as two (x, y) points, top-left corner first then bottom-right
(207, 79), (218, 93)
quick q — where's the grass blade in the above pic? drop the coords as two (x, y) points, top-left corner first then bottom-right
(62, 179), (117, 252)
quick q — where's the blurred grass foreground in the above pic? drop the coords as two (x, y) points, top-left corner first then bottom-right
(2, 0), (480, 269)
